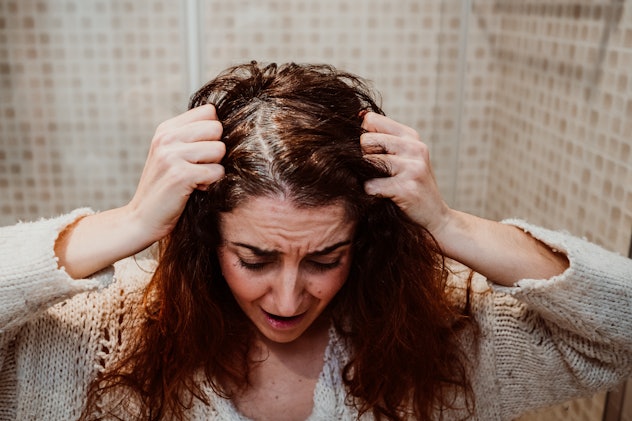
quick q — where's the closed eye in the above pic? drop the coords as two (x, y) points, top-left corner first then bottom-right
(237, 259), (271, 271)
(305, 259), (341, 272)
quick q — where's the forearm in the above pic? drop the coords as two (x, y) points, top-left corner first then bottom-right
(433, 210), (569, 286)
(54, 205), (156, 279)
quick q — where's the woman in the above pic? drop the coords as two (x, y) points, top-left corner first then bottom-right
(0, 62), (630, 421)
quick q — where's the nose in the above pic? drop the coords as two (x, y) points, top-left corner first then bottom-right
(272, 264), (304, 316)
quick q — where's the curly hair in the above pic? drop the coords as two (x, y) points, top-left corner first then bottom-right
(83, 62), (477, 420)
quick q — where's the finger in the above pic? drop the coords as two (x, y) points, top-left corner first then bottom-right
(363, 176), (397, 198)
(361, 153), (401, 177)
(155, 120), (223, 145)
(361, 132), (405, 155)
(361, 112), (417, 138)
(191, 163), (225, 190)
(361, 132), (430, 161)
(179, 141), (226, 164)
(178, 120), (223, 143)
(160, 104), (218, 130)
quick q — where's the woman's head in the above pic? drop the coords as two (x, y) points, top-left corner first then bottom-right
(176, 62), (388, 344)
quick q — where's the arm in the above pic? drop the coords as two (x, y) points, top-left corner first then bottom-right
(360, 112), (568, 286)
(431, 210), (568, 285)
(359, 112), (632, 416)
(0, 105), (224, 330)
(55, 104), (225, 279)
(484, 221), (632, 418)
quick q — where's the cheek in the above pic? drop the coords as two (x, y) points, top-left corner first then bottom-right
(308, 266), (350, 300)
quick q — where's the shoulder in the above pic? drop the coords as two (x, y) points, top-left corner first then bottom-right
(113, 256), (157, 292)
(445, 259), (492, 309)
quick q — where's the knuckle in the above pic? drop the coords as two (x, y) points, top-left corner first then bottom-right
(169, 167), (190, 185)
(409, 130), (422, 141)
(154, 120), (174, 137)
(409, 140), (428, 156)
(153, 144), (177, 165)
(152, 130), (174, 147)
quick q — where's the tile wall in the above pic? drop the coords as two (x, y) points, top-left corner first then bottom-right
(1, 1), (631, 420)
(462, 1), (632, 420)
(0, 0), (187, 222)
(465, 0), (632, 257)
(0, 0), (464, 224)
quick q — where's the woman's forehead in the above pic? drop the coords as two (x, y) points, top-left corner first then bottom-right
(218, 196), (356, 252)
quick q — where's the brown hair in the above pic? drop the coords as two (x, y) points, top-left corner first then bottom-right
(84, 62), (476, 420)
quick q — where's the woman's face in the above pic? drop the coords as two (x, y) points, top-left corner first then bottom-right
(217, 196), (355, 344)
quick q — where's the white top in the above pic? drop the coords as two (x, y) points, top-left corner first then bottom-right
(1, 209), (631, 420)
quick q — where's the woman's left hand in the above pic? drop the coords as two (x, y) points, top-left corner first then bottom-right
(360, 112), (451, 236)
(361, 112), (569, 285)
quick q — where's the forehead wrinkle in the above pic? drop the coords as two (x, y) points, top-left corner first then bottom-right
(219, 197), (355, 256)
(247, 222), (350, 255)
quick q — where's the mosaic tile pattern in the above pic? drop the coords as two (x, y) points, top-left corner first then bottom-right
(464, 0), (632, 255)
(461, 1), (632, 420)
(1, 1), (631, 420)
(0, 0), (187, 223)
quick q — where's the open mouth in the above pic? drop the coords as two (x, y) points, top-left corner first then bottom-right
(262, 310), (307, 329)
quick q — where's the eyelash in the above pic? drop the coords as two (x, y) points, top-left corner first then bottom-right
(308, 260), (342, 272)
(237, 260), (269, 271)
(237, 259), (341, 272)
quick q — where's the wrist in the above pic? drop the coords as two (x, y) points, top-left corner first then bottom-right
(120, 203), (164, 250)
(427, 208), (466, 257)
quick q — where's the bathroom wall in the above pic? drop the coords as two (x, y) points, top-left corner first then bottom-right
(460, 1), (632, 420)
(463, 0), (632, 256)
(0, 0), (188, 222)
(0, 0), (466, 224)
(1, 1), (631, 420)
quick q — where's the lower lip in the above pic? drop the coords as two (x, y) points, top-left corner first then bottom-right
(262, 310), (307, 330)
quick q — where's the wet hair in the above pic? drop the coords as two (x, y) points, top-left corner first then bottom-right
(83, 62), (476, 420)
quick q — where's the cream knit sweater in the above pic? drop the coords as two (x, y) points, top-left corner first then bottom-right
(1, 209), (631, 420)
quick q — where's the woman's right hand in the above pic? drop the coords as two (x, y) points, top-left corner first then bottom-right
(127, 104), (225, 242)
(55, 105), (225, 279)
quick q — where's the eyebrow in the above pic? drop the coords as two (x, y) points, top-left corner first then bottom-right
(230, 240), (352, 257)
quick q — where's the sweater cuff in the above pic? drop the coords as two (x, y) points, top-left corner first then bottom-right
(494, 219), (632, 345)
(0, 209), (115, 331)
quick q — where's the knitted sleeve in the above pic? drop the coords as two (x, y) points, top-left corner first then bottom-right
(490, 220), (632, 419)
(0, 209), (114, 332)
(0, 211), (145, 420)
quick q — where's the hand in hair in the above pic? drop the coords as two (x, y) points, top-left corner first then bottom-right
(360, 111), (568, 286)
(360, 111), (450, 236)
(128, 104), (225, 240)
(54, 104), (225, 279)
